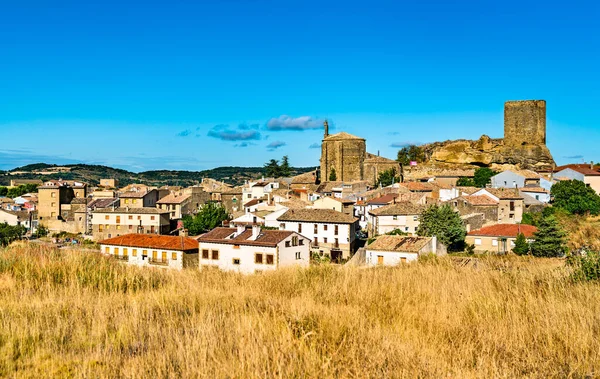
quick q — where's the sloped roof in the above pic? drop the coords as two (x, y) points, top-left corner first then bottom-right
(99, 233), (198, 251)
(367, 235), (433, 253)
(483, 188), (523, 200)
(457, 186), (479, 195)
(554, 164), (600, 176)
(316, 181), (344, 193)
(0, 209), (29, 221)
(369, 201), (425, 216)
(291, 171), (317, 184)
(367, 194), (398, 205)
(221, 187), (243, 195)
(93, 207), (169, 214)
(364, 153), (398, 163)
(468, 224), (537, 238)
(198, 227), (295, 247)
(520, 187), (549, 194)
(120, 190), (152, 199)
(400, 182), (435, 192)
(157, 193), (191, 204)
(323, 132), (364, 141)
(464, 195), (498, 206)
(278, 209), (357, 224)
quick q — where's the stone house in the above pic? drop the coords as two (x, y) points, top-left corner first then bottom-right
(473, 188), (524, 224)
(365, 235), (446, 266)
(91, 207), (170, 240)
(466, 224), (537, 254)
(119, 189), (159, 208)
(156, 192), (191, 219)
(367, 201), (425, 236)
(99, 234), (199, 270)
(197, 225), (310, 274)
(220, 187), (243, 215)
(37, 180), (88, 232)
(310, 196), (355, 215)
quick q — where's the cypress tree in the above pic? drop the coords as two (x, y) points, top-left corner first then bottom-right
(530, 216), (568, 257)
(512, 233), (530, 255)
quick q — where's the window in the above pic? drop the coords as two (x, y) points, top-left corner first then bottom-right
(492, 239), (498, 247)
(116, 225), (121, 230)
(324, 225), (328, 231)
(124, 199), (130, 204)
(211, 250), (219, 260)
(535, 195), (540, 200)
(51, 202), (56, 207)
(280, 223), (285, 229)
(114, 248), (119, 255)
(132, 249), (138, 257)
(51, 192), (56, 198)
(51, 212), (56, 217)
(128, 215), (133, 220)
(152, 251), (157, 260)
(393, 215), (398, 220)
(202, 249), (209, 259)
(233, 244), (240, 249)
(285, 241), (290, 247)
(295, 252), (301, 260)
(255, 253), (263, 264)
(132, 199), (137, 204)
(233, 258), (241, 265)
(247, 194), (251, 199)
(161, 252), (167, 261)
(142, 250), (148, 257)
(150, 226), (155, 233)
(123, 248), (128, 257)
(172, 252), (177, 260)
(400, 257), (407, 263)
(137, 216), (141, 220)
(105, 215), (110, 220)
(473, 238), (481, 246)
(105, 246), (109, 254)
(314, 237), (318, 246)
(266, 254), (274, 265)
(405, 227), (409, 232)
(151, 216), (155, 220)
(129, 225), (133, 230)
(292, 236), (298, 246)
(413, 216), (418, 221)
(334, 238), (338, 247)
(314, 224), (318, 234)
(99, 225), (104, 232)
(299, 239), (304, 245)
(323, 237), (328, 244)
(105, 224), (109, 230)
(510, 201), (515, 211)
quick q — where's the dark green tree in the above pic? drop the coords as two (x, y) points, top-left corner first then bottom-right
(416, 204), (466, 251)
(376, 168), (400, 187)
(280, 155), (292, 177)
(0, 223), (26, 246)
(0, 187), (7, 196)
(530, 216), (568, 257)
(329, 167), (337, 181)
(396, 145), (425, 166)
(183, 202), (229, 236)
(264, 159), (281, 178)
(473, 167), (497, 188)
(551, 180), (600, 216)
(456, 177), (476, 187)
(512, 233), (530, 255)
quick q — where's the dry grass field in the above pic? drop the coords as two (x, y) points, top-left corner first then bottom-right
(1, 243), (599, 378)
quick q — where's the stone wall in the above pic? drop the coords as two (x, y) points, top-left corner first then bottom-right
(504, 100), (546, 146)
(320, 139), (366, 182)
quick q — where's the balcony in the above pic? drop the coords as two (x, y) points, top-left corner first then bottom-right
(148, 259), (169, 266)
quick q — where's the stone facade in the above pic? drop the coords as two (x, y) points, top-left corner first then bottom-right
(504, 100), (546, 146)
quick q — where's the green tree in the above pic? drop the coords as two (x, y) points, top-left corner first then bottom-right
(512, 233), (530, 255)
(280, 155), (292, 177)
(417, 204), (466, 251)
(329, 168), (337, 181)
(0, 223), (26, 246)
(396, 145), (425, 166)
(473, 167), (496, 188)
(530, 216), (568, 257)
(376, 168), (400, 187)
(551, 180), (600, 215)
(183, 202), (229, 236)
(34, 225), (49, 238)
(456, 177), (476, 187)
(0, 187), (7, 196)
(264, 159), (281, 178)
(568, 250), (600, 281)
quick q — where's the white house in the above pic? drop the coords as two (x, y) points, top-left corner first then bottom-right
(276, 208), (359, 261)
(264, 206), (289, 228)
(197, 225), (310, 274)
(367, 201), (425, 236)
(365, 235), (446, 266)
(0, 209), (37, 232)
(520, 187), (551, 203)
(242, 180), (280, 204)
(230, 212), (265, 226)
(99, 233), (199, 270)
(310, 196), (355, 215)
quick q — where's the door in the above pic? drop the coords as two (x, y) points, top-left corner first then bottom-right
(377, 255), (384, 265)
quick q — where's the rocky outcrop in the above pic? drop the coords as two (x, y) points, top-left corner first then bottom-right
(421, 135), (555, 171)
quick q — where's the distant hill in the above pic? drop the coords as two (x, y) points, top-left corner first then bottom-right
(1, 163), (316, 187)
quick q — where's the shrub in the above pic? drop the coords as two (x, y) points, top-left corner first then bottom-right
(567, 251), (600, 281)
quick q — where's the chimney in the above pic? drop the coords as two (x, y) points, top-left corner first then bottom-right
(236, 225), (245, 236)
(591, 161), (595, 170)
(251, 224), (261, 241)
(324, 120), (329, 138)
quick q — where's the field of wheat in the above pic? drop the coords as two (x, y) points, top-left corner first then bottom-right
(0, 243), (599, 378)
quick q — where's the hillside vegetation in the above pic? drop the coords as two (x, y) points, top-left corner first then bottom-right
(1, 244), (599, 377)
(1, 163), (315, 187)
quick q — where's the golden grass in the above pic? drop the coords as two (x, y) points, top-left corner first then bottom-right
(1, 243), (599, 378)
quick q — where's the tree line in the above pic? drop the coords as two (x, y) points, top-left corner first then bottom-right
(0, 184), (39, 198)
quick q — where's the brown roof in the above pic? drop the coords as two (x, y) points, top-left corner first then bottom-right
(520, 187), (549, 194)
(457, 186), (479, 195)
(0, 209), (30, 221)
(93, 207), (169, 214)
(369, 201), (425, 216)
(400, 182), (435, 192)
(468, 224), (537, 238)
(221, 187), (243, 195)
(554, 164), (600, 176)
(367, 194), (398, 205)
(316, 181), (344, 193)
(291, 171), (317, 184)
(244, 198), (264, 207)
(198, 227), (296, 247)
(367, 235), (432, 253)
(157, 193), (191, 204)
(120, 190), (152, 199)
(482, 188), (523, 200)
(323, 131), (364, 141)
(99, 234), (198, 251)
(464, 195), (498, 206)
(515, 170), (543, 179)
(279, 198), (310, 209)
(364, 153), (398, 163)
(278, 209), (358, 224)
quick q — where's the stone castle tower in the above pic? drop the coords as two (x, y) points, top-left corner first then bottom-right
(320, 121), (367, 182)
(504, 100), (546, 146)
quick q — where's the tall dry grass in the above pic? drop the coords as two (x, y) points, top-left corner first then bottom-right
(0, 243), (599, 378)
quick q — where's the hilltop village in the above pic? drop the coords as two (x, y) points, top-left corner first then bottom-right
(1, 100), (599, 271)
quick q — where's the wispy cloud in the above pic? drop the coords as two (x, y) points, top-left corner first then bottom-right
(235, 142), (256, 148)
(563, 155), (584, 160)
(207, 124), (262, 141)
(177, 130), (192, 137)
(309, 143), (321, 149)
(266, 141), (286, 151)
(390, 141), (422, 148)
(266, 115), (326, 131)
(387, 131), (401, 136)
(238, 123), (259, 130)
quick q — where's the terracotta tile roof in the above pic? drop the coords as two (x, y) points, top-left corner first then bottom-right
(457, 186), (479, 195)
(0, 209), (30, 221)
(221, 187), (243, 195)
(198, 227), (296, 247)
(554, 164), (600, 176)
(244, 198), (264, 207)
(520, 187), (549, 194)
(119, 191), (151, 198)
(291, 171), (318, 184)
(278, 209), (358, 224)
(468, 224), (538, 238)
(515, 170), (543, 179)
(88, 198), (119, 209)
(369, 201), (425, 216)
(400, 182), (435, 192)
(99, 233), (198, 251)
(367, 235), (432, 253)
(157, 193), (191, 204)
(464, 195), (498, 206)
(367, 194), (398, 205)
(323, 131), (364, 141)
(482, 188), (523, 200)
(279, 199), (310, 209)
(93, 207), (169, 214)
(316, 181), (344, 193)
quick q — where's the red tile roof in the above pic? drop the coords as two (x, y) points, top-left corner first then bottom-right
(468, 224), (538, 238)
(400, 182), (435, 192)
(367, 194), (398, 205)
(98, 234), (198, 251)
(520, 187), (549, 194)
(554, 164), (600, 176)
(198, 227), (296, 247)
(464, 195), (498, 206)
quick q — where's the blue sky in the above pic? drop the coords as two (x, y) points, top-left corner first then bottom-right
(1, 0), (598, 172)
